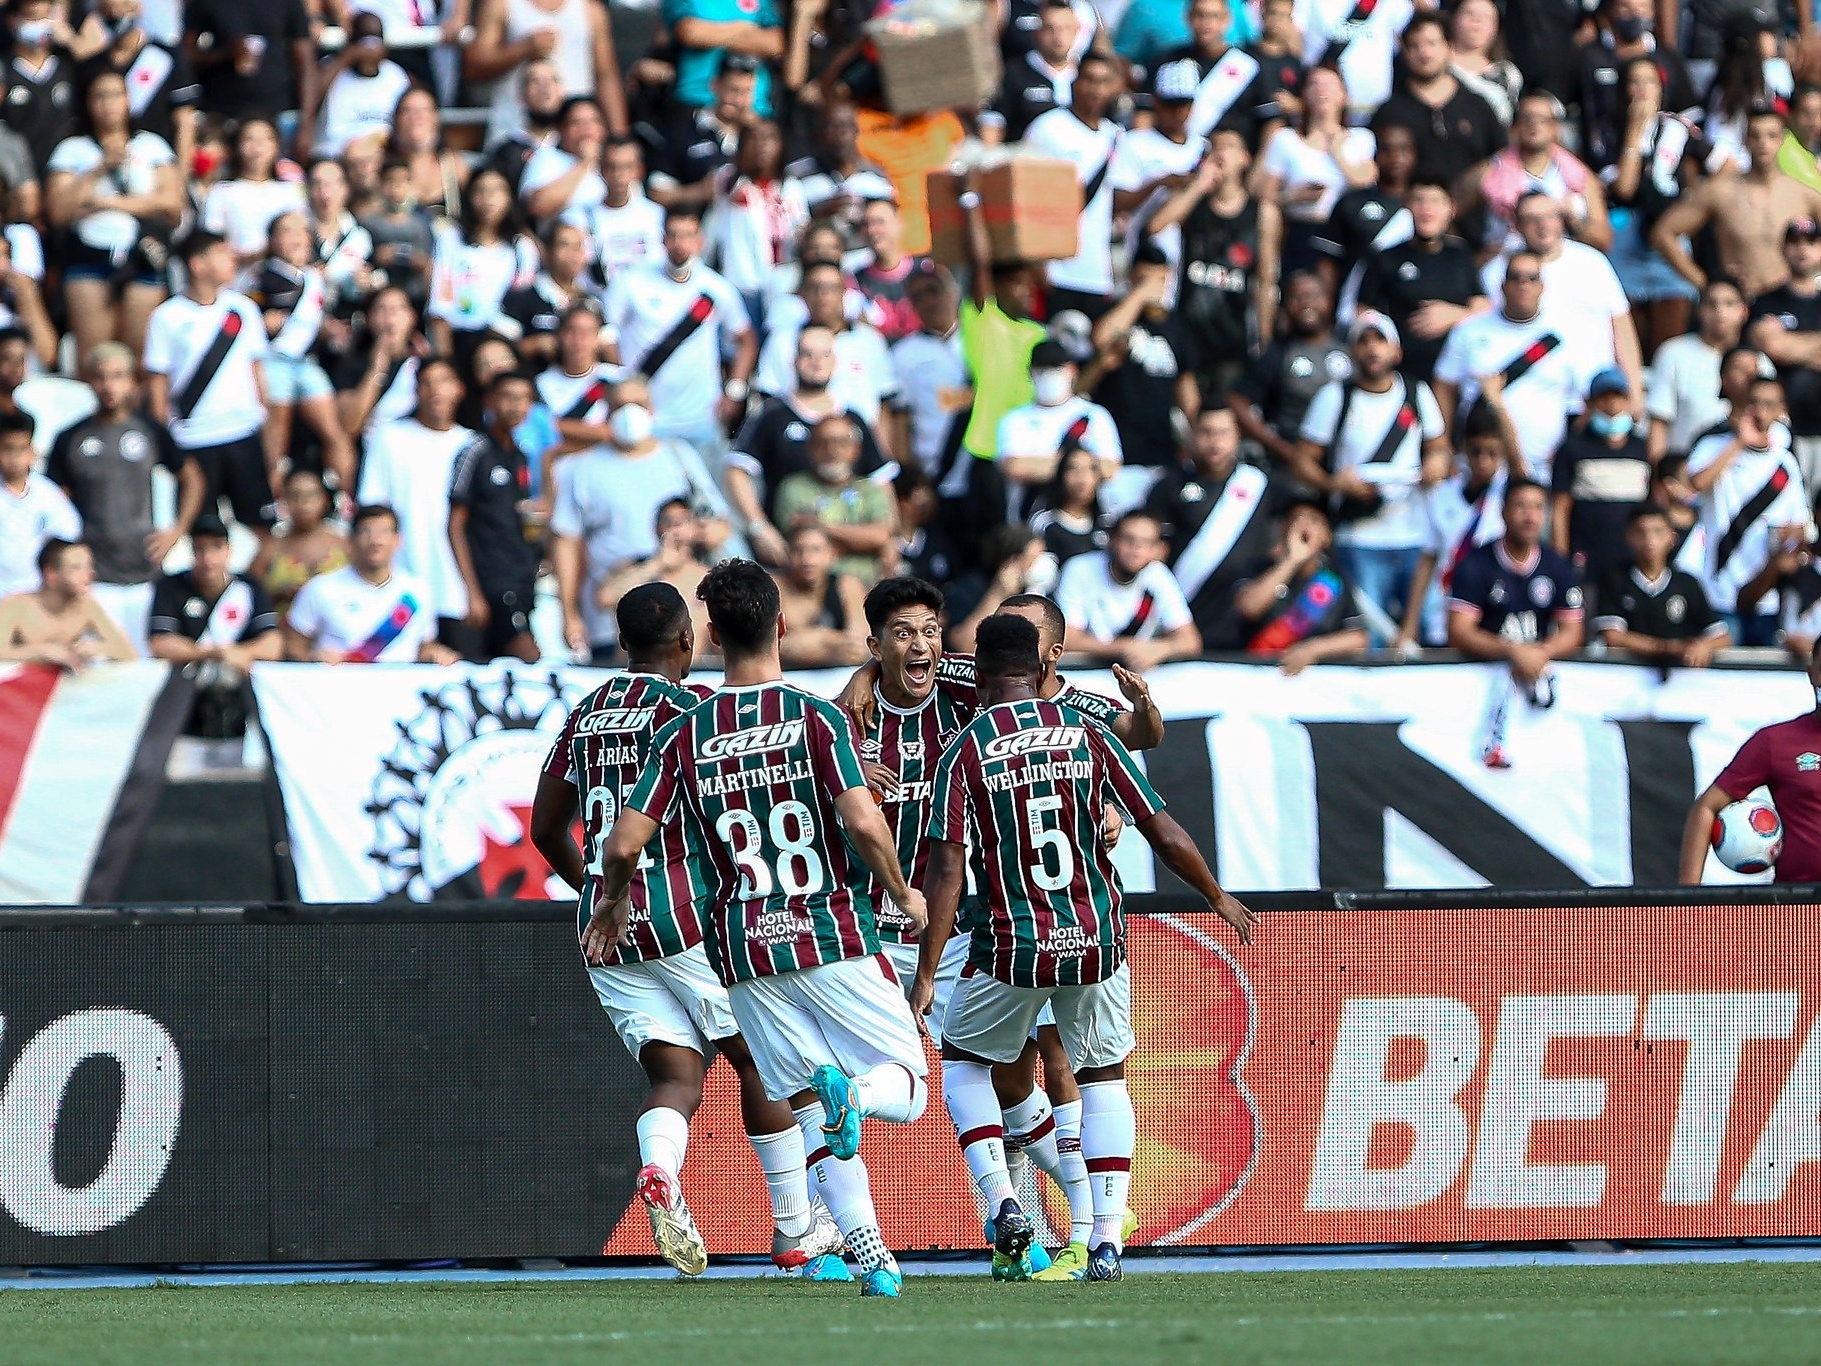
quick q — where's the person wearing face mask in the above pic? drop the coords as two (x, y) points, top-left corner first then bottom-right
(448, 369), (545, 663)
(1577, 0), (1701, 171)
(996, 340), (1124, 527)
(726, 324), (892, 565)
(0, 0), (77, 174)
(1432, 249), (1595, 484)
(551, 376), (714, 664)
(1549, 368), (1654, 591)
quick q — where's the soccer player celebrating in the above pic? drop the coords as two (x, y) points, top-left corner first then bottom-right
(531, 583), (845, 1279)
(917, 614), (1254, 1282)
(597, 561), (933, 1298)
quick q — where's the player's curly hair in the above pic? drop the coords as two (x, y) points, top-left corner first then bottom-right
(699, 558), (780, 659)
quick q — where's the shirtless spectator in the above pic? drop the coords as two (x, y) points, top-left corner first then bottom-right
(1652, 108), (1821, 301)
(594, 497), (729, 649)
(0, 539), (135, 667)
(770, 522), (869, 667)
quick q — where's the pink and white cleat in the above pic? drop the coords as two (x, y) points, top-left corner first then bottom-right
(636, 1163), (708, 1276)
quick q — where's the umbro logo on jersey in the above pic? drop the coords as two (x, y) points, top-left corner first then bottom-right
(698, 719), (804, 760)
(982, 725), (1084, 760)
(577, 706), (658, 735)
(1799, 752), (1820, 772)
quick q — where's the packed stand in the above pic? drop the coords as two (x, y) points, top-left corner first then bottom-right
(8, 0), (1821, 699)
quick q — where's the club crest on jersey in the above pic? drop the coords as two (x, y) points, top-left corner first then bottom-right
(577, 705), (657, 735)
(698, 718), (805, 760)
(982, 725), (1084, 760)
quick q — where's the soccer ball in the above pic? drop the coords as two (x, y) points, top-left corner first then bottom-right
(1711, 799), (1783, 874)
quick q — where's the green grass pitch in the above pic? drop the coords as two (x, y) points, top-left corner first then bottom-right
(3, 1262), (1819, 1365)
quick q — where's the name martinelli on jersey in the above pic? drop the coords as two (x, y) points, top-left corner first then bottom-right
(984, 758), (1093, 793)
(699, 758), (814, 796)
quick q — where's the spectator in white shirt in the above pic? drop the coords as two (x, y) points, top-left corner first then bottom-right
(283, 503), (460, 664)
(1024, 50), (1123, 318)
(891, 262), (968, 478)
(566, 136), (664, 280)
(201, 118), (307, 270)
(997, 338), (1123, 523)
(520, 95), (607, 227)
(1648, 276), (1750, 462)
(426, 167), (539, 364)
(704, 120), (807, 319)
(313, 13), (414, 159)
(0, 409), (80, 596)
(1056, 508), (1203, 668)
(1254, 66), (1378, 275)
(755, 259), (897, 435)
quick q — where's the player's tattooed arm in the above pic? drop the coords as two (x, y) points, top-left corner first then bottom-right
(912, 839), (966, 1021)
(1139, 810), (1256, 944)
(1110, 663), (1164, 750)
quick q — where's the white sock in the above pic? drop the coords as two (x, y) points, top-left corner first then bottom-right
(635, 1106), (689, 1180)
(1054, 1101), (1091, 1245)
(942, 1060), (1016, 1211)
(1054, 1099), (1083, 1147)
(851, 1063), (928, 1123)
(795, 1104), (896, 1275)
(1005, 1088), (1091, 1246)
(748, 1125), (813, 1237)
(1080, 1081), (1135, 1251)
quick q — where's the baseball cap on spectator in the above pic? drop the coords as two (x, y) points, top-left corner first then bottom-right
(189, 514), (231, 543)
(1586, 366), (1631, 400)
(1030, 339), (1074, 370)
(1133, 240), (1170, 268)
(721, 53), (761, 75)
(1788, 217), (1821, 242)
(1152, 59), (1200, 104)
(1047, 311), (1095, 363)
(1348, 310), (1400, 346)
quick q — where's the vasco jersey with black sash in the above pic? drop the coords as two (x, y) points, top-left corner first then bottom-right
(543, 673), (716, 966)
(627, 683), (881, 987)
(247, 259), (327, 361)
(601, 260), (749, 432)
(142, 289), (267, 449)
(856, 659), (977, 945)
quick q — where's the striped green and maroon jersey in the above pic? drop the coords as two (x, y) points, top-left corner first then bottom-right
(628, 682), (880, 986)
(859, 659), (977, 943)
(927, 697), (1164, 988)
(940, 654), (1129, 728)
(542, 673), (715, 965)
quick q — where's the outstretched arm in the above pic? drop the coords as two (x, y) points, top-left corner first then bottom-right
(1138, 809), (1254, 942)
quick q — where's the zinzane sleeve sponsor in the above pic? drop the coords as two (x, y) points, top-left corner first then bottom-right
(542, 705), (581, 786)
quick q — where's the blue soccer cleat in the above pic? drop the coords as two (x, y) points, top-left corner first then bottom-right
(860, 1267), (903, 1297)
(811, 1064), (862, 1160)
(1085, 1241), (1123, 1282)
(987, 1198), (1034, 1259)
(802, 1253), (854, 1282)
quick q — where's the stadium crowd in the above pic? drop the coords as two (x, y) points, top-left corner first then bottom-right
(6, 0), (1821, 712)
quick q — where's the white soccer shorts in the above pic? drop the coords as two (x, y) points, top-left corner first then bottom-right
(587, 944), (738, 1059)
(940, 962), (1135, 1069)
(727, 954), (930, 1103)
(880, 935), (969, 1046)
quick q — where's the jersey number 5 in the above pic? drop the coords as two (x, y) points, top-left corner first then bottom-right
(1026, 794), (1076, 892)
(715, 800), (826, 899)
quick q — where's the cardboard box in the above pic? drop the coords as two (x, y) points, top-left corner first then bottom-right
(926, 158), (1081, 267)
(870, 1), (1000, 117)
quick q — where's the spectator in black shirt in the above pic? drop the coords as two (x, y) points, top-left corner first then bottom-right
(1314, 119), (1417, 295)
(147, 515), (281, 738)
(1594, 503), (1729, 665)
(0, 0), (76, 174)
(1232, 500), (1368, 672)
(499, 220), (600, 367)
(1029, 446), (1111, 567)
(1576, 0), (1702, 171)
(1356, 174), (1488, 383)
(1147, 404), (1282, 646)
(183, 0), (315, 155)
(1375, 13), (1506, 186)
(644, 56), (752, 210)
(1551, 367), (1653, 586)
(449, 369), (542, 663)
(1150, 0), (1276, 146)
(985, 0), (1077, 145)
(1085, 243), (1201, 468)
(1503, 0), (1590, 106)
(1230, 270), (1349, 471)
(76, 0), (202, 171)
(893, 464), (959, 587)
(1746, 218), (1821, 495)
(1245, 0), (1304, 125)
